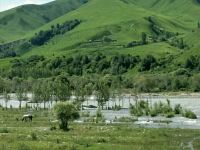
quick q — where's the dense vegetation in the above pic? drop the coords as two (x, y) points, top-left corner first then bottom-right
(30, 19), (81, 46)
(0, 53), (198, 93)
(130, 99), (197, 119)
(0, 0), (200, 93)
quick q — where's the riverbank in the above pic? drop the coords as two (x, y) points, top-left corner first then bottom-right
(0, 109), (200, 150)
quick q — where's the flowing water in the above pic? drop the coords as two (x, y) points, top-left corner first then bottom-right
(0, 93), (200, 129)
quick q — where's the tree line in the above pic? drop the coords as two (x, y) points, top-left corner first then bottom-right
(30, 19), (81, 46)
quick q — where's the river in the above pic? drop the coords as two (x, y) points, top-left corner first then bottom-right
(0, 93), (200, 129)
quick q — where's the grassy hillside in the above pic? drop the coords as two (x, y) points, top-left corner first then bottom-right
(21, 0), (195, 57)
(0, 0), (88, 43)
(0, 0), (200, 86)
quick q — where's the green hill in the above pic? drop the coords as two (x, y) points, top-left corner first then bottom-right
(0, 0), (88, 43)
(0, 0), (200, 92)
(20, 0), (199, 57)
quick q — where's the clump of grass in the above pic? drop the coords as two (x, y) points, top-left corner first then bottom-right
(130, 100), (149, 117)
(70, 144), (77, 150)
(174, 104), (182, 114)
(96, 109), (103, 118)
(166, 112), (175, 118)
(182, 109), (197, 119)
(97, 137), (107, 143)
(18, 143), (30, 150)
(130, 99), (197, 119)
(0, 128), (9, 133)
(150, 109), (158, 117)
(50, 126), (57, 131)
(31, 132), (37, 141)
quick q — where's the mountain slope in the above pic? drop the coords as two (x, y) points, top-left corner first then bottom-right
(21, 0), (199, 57)
(0, 0), (200, 72)
(0, 0), (88, 43)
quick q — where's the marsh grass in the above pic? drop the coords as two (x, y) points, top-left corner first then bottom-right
(130, 99), (197, 119)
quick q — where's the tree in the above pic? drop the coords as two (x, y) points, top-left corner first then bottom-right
(95, 80), (110, 109)
(54, 74), (71, 102)
(32, 79), (43, 109)
(40, 79), (52, 109)
(185, 55), (199, 70)
(13, 77), (27, 109)
(71, 76), (87, 107)
(0, 77), (5, 94)
(54, 102), (79, 131)
(140, 55), (157, 71)
(3, 79), (11, 110)
(141, 32), (148, 45)
(3, 91), (10, 110)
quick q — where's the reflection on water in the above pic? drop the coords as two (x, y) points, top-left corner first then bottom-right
(0, 94), (200, 129)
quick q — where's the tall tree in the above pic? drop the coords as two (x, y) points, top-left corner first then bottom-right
(141, 32), (148, 45)
(95, 80), (110, 109)
(14, 78), (27, 109)
(3, 79), (11, 110)
(54, 102), (79, 131)
(40, 79), (52, 109)
(54, 74), (71, 102)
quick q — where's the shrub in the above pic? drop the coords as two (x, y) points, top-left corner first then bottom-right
(97, 138), (107, 143)
(150, 109), (158, 117)
(182, 110), (197, 119)
(166, 112), (175, 118)
(50, 126), (57, 131)
(174, 104), (182, 114)
(140, 55), (157, 71)
(54, 102), (80, 131)
(96, 109), (103, 118)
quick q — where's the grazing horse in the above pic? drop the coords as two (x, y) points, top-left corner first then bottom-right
(22, 114), (33, 122)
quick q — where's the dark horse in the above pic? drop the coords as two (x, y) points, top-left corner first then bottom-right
(22, 114), (33, 122)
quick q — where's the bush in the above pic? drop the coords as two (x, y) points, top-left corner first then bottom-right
(150, 109), (158, 117)
(50, 126), (57, 131)
(166, 112), (175, 118)
(54, 102), (80, 131)
(182, 110), (197, 119)
(96, 109), (103, 118)
(140, 55), (157, 71)
(97, 138), (107, 143)
(174, 104), (182, 114)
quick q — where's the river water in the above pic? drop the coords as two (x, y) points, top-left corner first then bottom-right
(0, 93), (200, 129)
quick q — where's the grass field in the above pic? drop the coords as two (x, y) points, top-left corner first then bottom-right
(0, 108), (200, 150)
